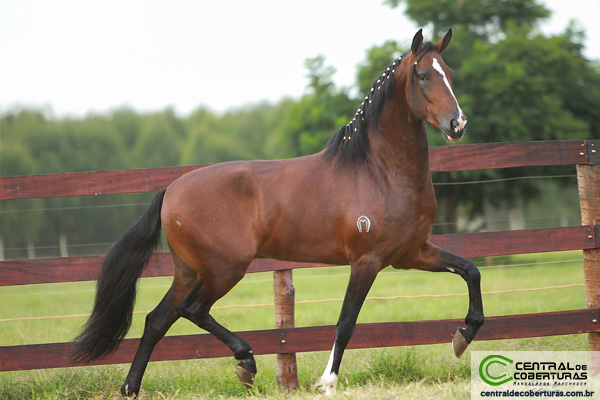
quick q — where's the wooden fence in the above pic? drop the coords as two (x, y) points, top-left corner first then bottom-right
(1, 140), (599, 390)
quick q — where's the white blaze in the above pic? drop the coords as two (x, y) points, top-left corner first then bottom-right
(432, 58), (467, 132)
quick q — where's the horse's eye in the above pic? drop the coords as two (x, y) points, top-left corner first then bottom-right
(418, 74), (428, 82)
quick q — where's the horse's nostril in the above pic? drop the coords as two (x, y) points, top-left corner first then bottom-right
(451, 119), (459, 130)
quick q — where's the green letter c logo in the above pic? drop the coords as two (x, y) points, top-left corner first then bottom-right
(479, 355), (514, 386)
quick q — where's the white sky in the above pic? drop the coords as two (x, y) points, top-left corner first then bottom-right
(1, 0), (599, 118)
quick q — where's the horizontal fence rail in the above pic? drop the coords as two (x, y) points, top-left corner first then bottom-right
(1, 140), (598, 201)
(2, 308), (599, 372)
(1, 225), (598, 286)
(429, 139), (598, 171)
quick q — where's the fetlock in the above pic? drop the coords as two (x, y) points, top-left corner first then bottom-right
(121, 381), (140, 398)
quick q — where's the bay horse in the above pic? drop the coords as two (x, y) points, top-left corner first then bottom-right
(72, 29), (483, 396)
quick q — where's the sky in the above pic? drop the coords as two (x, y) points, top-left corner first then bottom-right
(1, 0), (599, 118)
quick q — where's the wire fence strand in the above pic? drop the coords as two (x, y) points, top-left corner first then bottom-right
(0, 283), (584, 323)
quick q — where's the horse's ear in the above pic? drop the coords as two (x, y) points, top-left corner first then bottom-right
(411, 29), (424, 55)
(436, 28), (453, 54)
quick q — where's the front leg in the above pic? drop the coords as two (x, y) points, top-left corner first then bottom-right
(314, 255), (381, 395)
(410, 242), (485, 357)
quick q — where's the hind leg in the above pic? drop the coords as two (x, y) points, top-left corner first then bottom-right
(176, 267), (256, 388)
(121, 248), (197, 397)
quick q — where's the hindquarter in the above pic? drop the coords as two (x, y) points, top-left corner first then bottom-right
(161, 162), (263, 274)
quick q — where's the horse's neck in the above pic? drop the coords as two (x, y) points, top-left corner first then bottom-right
(368, 100), (431, 182)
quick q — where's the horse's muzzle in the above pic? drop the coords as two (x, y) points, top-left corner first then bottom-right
(444, 114), (467, 142)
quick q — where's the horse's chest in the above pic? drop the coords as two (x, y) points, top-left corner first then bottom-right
(379, 183), (436, 226)
(351, 183), (436, 256)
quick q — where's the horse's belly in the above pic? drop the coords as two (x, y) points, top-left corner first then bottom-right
(255, 211), (347, 264)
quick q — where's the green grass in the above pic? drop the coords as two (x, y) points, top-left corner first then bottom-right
(0, 251), (589, 398)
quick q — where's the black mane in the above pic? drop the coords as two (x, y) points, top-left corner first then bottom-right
(324, 43), (437, 164)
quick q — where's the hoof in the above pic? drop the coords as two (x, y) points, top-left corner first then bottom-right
(236, 365), (255, 389)
(120, 383), (139, 398)
(313, 372), (338, 396)
(452, 328), (470, 358)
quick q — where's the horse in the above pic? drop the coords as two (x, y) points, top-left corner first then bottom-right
(72, 28), (483, 396)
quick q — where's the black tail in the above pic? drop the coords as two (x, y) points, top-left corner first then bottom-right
(71, 189), (167, 363)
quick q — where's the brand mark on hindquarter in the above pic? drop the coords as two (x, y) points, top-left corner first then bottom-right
(357, 215), (371, 233)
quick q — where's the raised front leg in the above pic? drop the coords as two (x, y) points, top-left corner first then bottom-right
(411, 242), (485, 357)
(314, 255), (381, 395)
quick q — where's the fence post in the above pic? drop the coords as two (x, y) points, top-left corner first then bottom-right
(273, 269), (299, 391)
(576, 159), (600, 356)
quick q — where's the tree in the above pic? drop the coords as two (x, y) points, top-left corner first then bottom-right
(0, 136), (45, 257)
(219, 101), (291, 160)
(385, 0), (550, 40)
(133, 109), (184, 168)
(111, 107), (143, 151)
(356, 40), (404, 95)
(274, 56), (355, 158)
(182, 124), (253, 165)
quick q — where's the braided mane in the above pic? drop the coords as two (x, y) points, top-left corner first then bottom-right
(324, 43), (437, 164)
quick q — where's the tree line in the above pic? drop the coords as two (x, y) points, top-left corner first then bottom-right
(1, 0), (599, 259)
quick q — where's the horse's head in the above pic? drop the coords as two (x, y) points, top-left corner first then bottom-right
(404, 29), (467, 142)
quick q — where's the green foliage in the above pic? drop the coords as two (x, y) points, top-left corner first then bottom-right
(133, 109), (184, 168)
(273, 55), (355, 157)
(305, 55), (336, 98)
(356, 40), (405, 95)
(385, 0), (550, 39)
(461, 30), (593, 143)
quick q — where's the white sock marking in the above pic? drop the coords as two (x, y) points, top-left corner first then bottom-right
(315, 344), (339, 395)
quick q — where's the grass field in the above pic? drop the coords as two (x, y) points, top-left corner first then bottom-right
(0, 250), (589, 399)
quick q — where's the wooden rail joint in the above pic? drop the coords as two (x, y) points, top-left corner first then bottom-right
(581, 140), (600, 165)
(592, 225), (600, 248)
(592, 308), (600, 330)
(584, 224), (600, 249)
